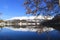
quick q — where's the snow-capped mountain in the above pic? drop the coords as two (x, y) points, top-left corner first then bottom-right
(5, 15), (53, 21)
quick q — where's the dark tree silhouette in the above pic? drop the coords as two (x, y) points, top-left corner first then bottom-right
(41, 14), (60, 31)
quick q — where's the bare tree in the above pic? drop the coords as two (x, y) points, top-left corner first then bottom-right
(23, 0), (59, 40)
(24, 0), (59, 16)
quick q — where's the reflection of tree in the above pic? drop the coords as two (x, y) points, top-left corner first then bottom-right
(41, 14), (60, 31)
(11, 25), (20, 28)
(5, 25), (20, 28)
(0, 26), (3, 32)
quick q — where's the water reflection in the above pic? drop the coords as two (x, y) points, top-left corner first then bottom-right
(0, 25), (55, 33)
(5, 25), (21, 28)
(0, 25), (60, 40)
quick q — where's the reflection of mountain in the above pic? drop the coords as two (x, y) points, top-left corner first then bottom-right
(41, 14), (60, 31)
(5, 25), (20, 28)
(0, 15), (54, 33)
(4, 27), (54, 32)
(0, 15), (52, 30)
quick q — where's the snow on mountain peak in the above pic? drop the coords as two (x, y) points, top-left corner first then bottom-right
(5, 15), (53, 20)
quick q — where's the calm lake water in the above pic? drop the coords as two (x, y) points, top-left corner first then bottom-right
(0, 26), (60, 40)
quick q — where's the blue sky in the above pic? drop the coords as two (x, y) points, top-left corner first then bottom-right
(0, 0), (59, 20)
(0, 0), (29, 20)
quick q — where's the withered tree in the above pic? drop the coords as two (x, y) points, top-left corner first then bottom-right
(24, 0), (59, 16)
(24, 1), (60, 39)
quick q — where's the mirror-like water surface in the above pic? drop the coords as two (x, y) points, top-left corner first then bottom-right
(0, 26), (60, 40)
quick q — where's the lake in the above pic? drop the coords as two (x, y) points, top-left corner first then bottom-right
(0, 26), (60, 40)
